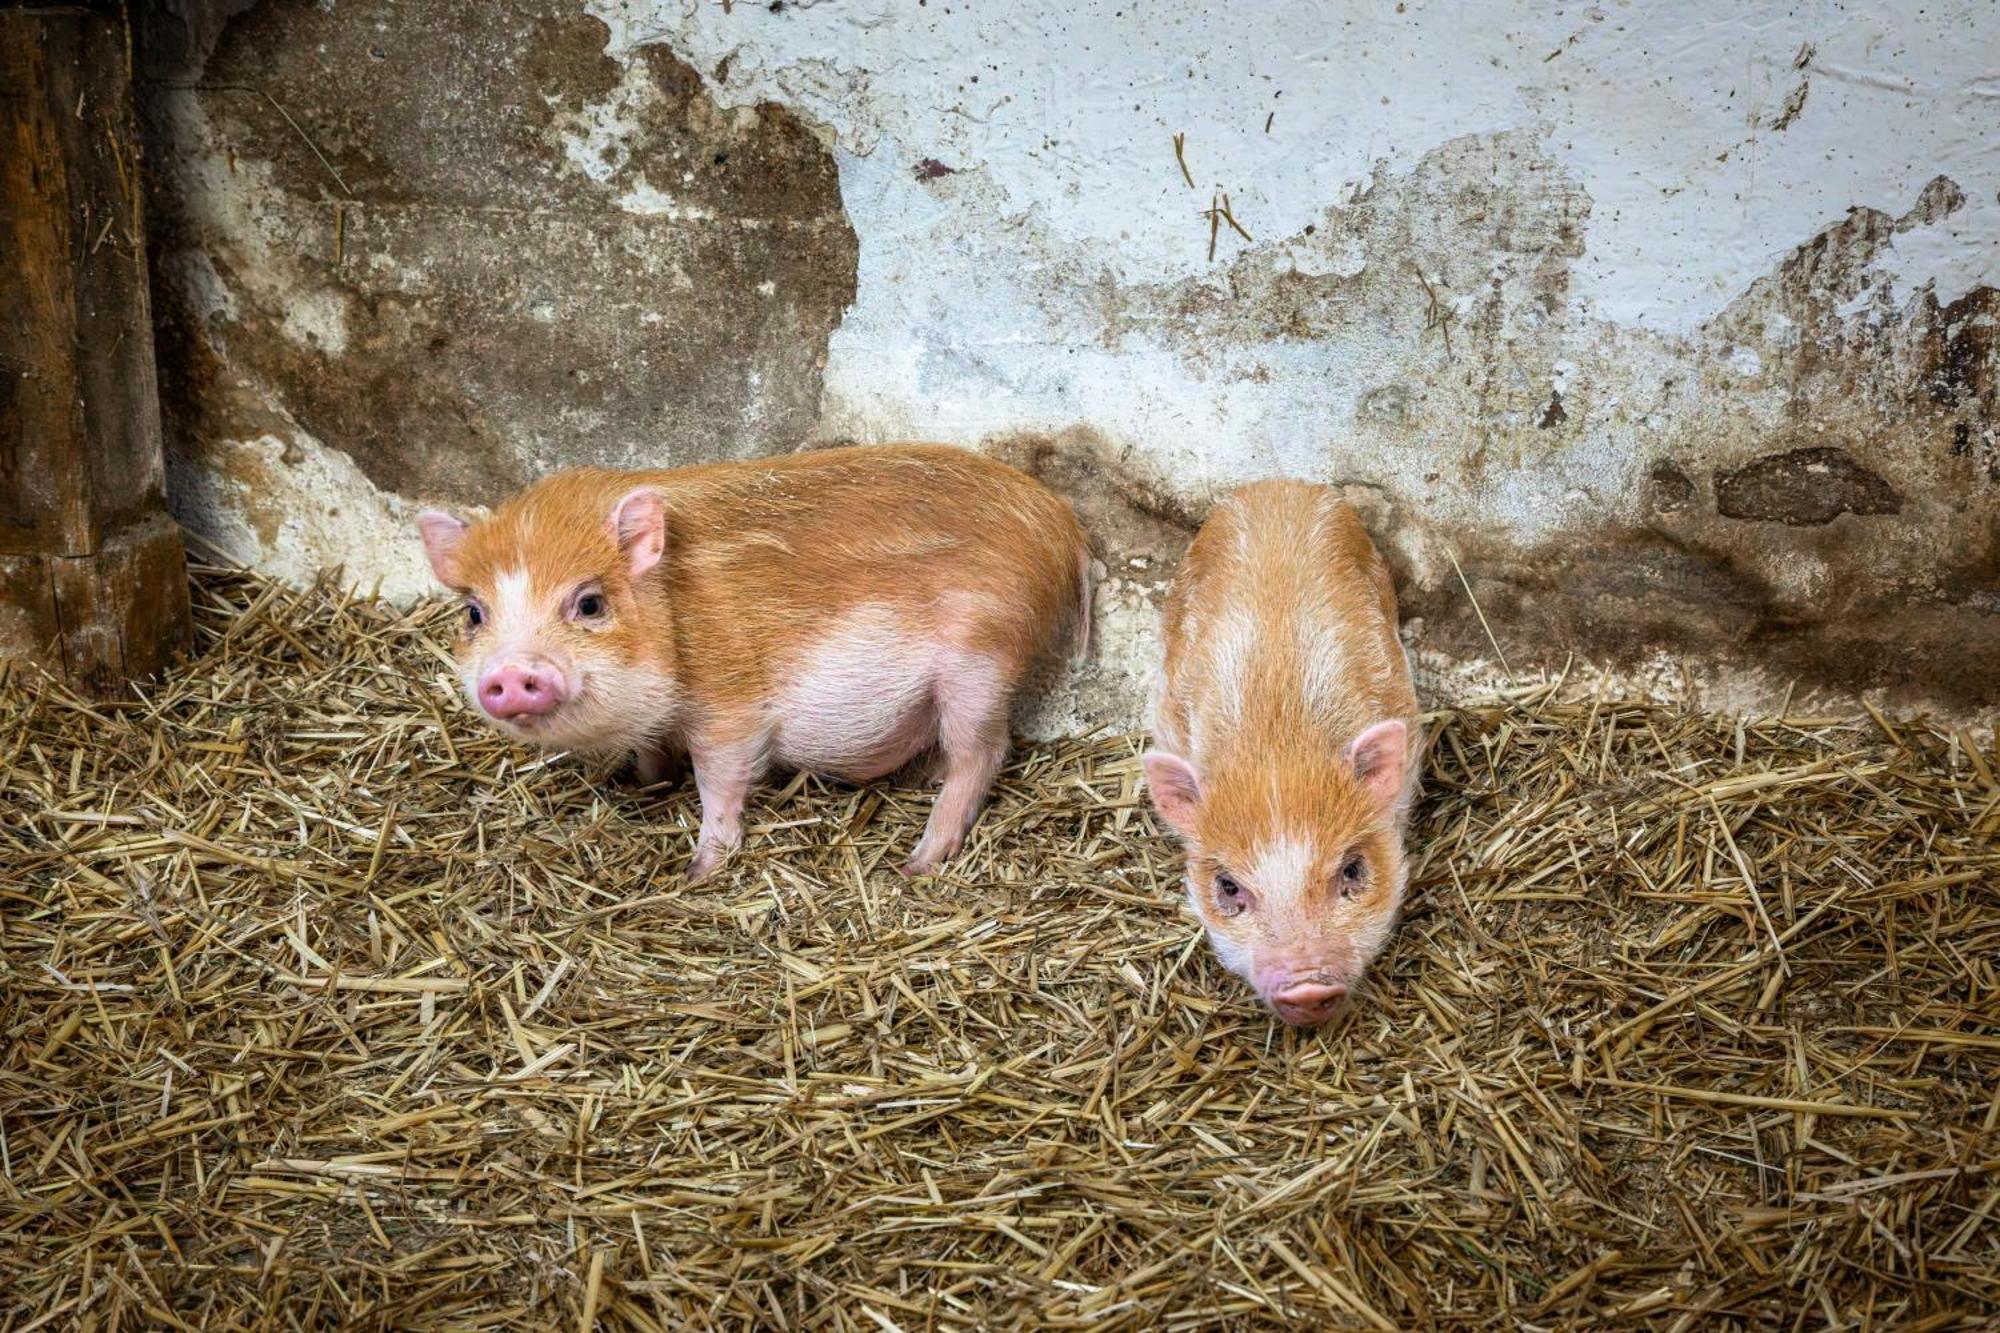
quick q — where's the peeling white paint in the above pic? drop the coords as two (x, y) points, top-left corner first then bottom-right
(590, 0), (1997, 325)
(1874, 194), (2000, 307)
(573, 0), (1997, 556)
(556, 54), (658, 184)
(615, 177), (676, 213)
(615, 175), (718, 219)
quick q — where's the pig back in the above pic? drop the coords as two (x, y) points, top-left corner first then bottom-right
(1156, 480), (1416, 764)
(654, 444), (1088, 675)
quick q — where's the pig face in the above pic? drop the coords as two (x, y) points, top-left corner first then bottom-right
(416, 487), (677, 755)
(1144, 720), (1409, 1026)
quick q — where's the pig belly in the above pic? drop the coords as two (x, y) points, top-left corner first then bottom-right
(772, 612), (942, 782)
(788, 705), (937, 783)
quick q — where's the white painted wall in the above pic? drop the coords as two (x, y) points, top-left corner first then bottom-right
(546, 0), (2000, 725)
(585, 0), (1996, 499)
(153, 0), (2000, 724)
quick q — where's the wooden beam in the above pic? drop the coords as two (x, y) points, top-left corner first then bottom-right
(1, 3), (191, 694)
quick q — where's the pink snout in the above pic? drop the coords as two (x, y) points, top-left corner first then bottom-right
(478, 661), (568, 721)
(1269, 980), (1348, 1027)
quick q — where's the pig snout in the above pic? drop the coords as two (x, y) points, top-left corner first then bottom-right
(478, 659), (568, 721)
(1268, 979), (1349, 1027)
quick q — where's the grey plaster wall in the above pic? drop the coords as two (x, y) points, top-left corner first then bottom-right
(138, 0), (856, 589)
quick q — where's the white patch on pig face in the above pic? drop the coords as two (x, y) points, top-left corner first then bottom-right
(555, 657), (679, 757)
(1342, 884), (1402, 979)
(1188, 874), (1256, 984)
(492, 568), (536, 633)
(1249, 833), (1315, 901)
(460, 568), (563, 694)
(456, 564), (674, 755)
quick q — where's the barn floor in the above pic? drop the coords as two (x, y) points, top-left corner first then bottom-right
(2, 568), (1996, 1331)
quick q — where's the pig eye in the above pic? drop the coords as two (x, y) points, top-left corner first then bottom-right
(463, 601), (485, 631)
(576, 593), (606, 618)
(1338, 855), (1367, 896)
(1213, 872), (1249, 917)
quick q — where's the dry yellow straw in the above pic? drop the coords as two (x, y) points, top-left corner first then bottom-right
(0, 565), (1994, 1328)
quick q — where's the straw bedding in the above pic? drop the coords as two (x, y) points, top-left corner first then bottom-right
(2, 567), (1996, 1331)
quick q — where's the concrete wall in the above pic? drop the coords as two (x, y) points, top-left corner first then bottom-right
(138, 0), (1999, 724)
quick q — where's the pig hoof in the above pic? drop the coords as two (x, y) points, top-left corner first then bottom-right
(899, 838), (958, 878)
(685, 849), (725, 883)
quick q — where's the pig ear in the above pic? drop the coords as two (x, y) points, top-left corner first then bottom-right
(417, 510), (469, 586)
(608, 488), (666, 580)
(1142, 750), (1204, 837)
(1347, 719), (1408, 809)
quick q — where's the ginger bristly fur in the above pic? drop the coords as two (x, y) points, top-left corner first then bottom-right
(1144, 480), (1422, 1026)
(419, 445), (1091, 879)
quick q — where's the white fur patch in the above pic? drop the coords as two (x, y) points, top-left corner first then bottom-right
(933, 650), (1006, 750)
(1250, 833), (1316, 901)
(563, 659), (679, 756)
(1296, 615), (1347, 718)
(493, 567), (536, 632)
(1334, 856), (1410, 980)
(774, 605), (950, 773)
(472, 567), (550, 696)
(1191, 878), (1257, 984)
(1345, 894), (1402, 973)
(1204, 609), (1259, 729)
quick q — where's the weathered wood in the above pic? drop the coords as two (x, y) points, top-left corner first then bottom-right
(1, 4), (191, 691)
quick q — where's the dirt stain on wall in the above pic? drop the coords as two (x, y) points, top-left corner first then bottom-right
(140, 0), (857, 515)
(134, 6), (1998, 715)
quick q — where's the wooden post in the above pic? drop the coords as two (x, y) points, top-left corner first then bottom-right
(1, 2), (191, 693)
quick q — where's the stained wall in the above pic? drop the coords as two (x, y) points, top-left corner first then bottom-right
(138, 1), (2000, 722)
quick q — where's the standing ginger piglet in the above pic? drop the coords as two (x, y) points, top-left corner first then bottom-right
(417, 445), (1090, 880)
(1145, 481), (1421, 1026)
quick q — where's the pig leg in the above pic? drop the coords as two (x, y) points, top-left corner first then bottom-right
(634, 743), (685, 789)
(901, 662), (1010, 876)
(686, 742), (758, 883)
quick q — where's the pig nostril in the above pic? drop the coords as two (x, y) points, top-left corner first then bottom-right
(1271, 981), (1347, 1019)
(478, 665), (565, 718)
